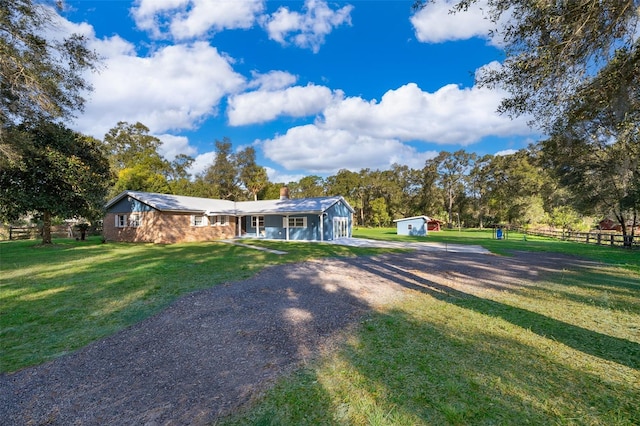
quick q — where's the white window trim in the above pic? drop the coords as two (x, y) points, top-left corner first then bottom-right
(191, 215), (206, 227)
(284, 216), (307, 228)
(209, 215), (229, 226)
(251, 215), (264, 228)
(129, 214), (140, 227)
(115, 214), (127, 228)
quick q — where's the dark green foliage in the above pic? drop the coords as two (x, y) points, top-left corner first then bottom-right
(0, 122), (113, 243)
(0, 0), (99, 159)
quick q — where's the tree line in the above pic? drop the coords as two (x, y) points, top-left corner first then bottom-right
(1, 116), (638, 244)
(0, 1), (638, 244)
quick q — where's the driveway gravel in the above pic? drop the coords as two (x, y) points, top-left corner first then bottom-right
(0, 249), (597, 425)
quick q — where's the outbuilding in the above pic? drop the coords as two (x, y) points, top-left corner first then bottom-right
(103, 190), (354, 244)
(393, 216), (430, 236)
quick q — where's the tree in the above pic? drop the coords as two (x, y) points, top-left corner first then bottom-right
(258, 181), (284, 200)
(544, 125), (639, 245)
(481, 150), (546, 225)
(541, 45), (640, 245)
(111, 164), (171, 195)
(103, 121), (187, 196)
(370, 197), (391, 227)
(416, 158), (445, 221)
(415, 1), (640, 129)
(289, 175), (325, 198)
(104, 122), (169, 172)
(431, 150), (474, 227)
(236, 147), (269, 201)
(326, 169), (365, 225)
(549, 206), (582, 234)
(468, 154), (493, 228)
(167, 153), (195, 194)
(0, 122), (113, 244)
(201, 138), (240, 200)
(1, 0), (99, 158)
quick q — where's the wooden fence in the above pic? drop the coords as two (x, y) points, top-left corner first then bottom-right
(519, 228), (639, 249)
(7, 226), (71, 241)
(4, 224), (103, 241)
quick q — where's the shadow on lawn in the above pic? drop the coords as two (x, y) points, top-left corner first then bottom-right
(226, 252), (639, 425)
(344, 255), (640, 370)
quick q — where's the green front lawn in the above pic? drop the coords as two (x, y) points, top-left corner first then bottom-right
(0, 237), (392, 373)
(1, 234), (638, 425)
(221, 229), (640, 425)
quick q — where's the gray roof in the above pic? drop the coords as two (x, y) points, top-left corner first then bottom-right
(393, 215), (431, 223)
(106, 191), (236, 214)
(235, 197), (354, 215)
(106, 191), (354, 215)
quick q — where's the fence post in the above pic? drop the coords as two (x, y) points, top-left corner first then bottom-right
(586, 233), (590, 244)
(623, 235), (633, 248)
(9, 226), (12, 240)
(597, 233), (601, 245)
(610, 234), (615, 246)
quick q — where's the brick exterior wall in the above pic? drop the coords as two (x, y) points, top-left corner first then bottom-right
(104, 211), (237, 244)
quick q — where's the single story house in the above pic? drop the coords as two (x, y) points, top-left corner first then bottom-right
(103, 189), (354, 244)
(393, 216), (431, 236)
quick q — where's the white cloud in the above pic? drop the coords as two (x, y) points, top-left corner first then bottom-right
(262, 125), (437, 174)
(410, 0), (505, 47)
(321, 83), (532, 145)
(259, 80), (533, 173)
(156, 134), (197, 160)
(131, 0), (265, 39)
(494, 149), (517, 156)
(262, 0), (353, 53)
(76, 41), (245, 139)
(189, 151), (218, 177)
(247, 70), (298, 91)
(264, 167), (305, 184)
(227, 84), (338, 125)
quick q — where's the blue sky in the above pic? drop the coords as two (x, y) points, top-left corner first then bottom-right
(56, 0), (537, 183)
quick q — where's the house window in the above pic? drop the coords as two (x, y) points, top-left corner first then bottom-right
(116, 214), (127, 228)
(210, 215), (229, 226)
(407, 224), (413, 230)
(191, 215), (205, 226)
(129, 214), (140, 227)
(251, 216), (264, 228)
(285, 217), (307, 228)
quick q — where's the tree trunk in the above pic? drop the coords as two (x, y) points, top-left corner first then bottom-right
(447, 187), (454, 228)
(614, 211), (634, 248)
(42, 210), (52, 245)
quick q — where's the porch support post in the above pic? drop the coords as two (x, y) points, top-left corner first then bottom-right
(319, 214), (323, 241)
(285, 215), (290, 241)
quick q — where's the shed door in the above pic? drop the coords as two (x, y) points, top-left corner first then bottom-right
(333, 217), (349, 239)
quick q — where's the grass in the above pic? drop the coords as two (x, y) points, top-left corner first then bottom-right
(0, 236), (393, 373)
(219, 229), (640, 425)
(2, 232), (639, 424)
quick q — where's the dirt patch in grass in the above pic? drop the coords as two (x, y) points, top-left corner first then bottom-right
(0, 250), (607, 425)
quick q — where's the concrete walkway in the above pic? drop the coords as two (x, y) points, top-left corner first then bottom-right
(329, 237), (491, 254)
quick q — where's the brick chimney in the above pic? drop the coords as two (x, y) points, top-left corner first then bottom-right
(279, 186), (289, 200)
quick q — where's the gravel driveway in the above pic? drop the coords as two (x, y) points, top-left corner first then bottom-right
(0, 250), (596, 425)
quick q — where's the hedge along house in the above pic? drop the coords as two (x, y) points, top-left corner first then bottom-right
(393, 216), (431, 237)
(103, 189), (354, 244)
